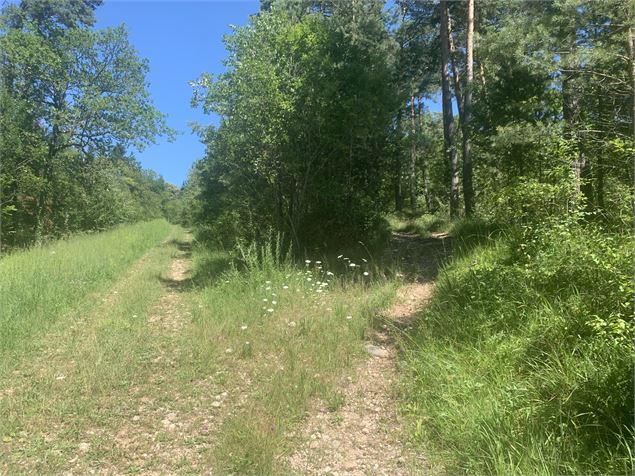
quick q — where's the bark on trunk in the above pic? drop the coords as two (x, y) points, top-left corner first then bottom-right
(462, 0), (475, 217)
(440, 0), (460, 218)
(409, 96), (417, 212)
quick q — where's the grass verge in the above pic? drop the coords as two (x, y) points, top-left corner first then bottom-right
(400, 219), (634, 475)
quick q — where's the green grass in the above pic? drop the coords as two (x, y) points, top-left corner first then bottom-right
(186, 239), (397, 473)
(0, 222), (186, 473)
(0, 219), (173, 369)
(400, 220), (634, 475)
(386, 212), (449, 238)
(0, 224), (400, 474)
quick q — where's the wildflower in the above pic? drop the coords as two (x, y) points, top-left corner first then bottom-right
(266, 287), (271, 291)
(241, 325), (248, 330)
(307, 277), (312, 281)
(225, 348), (233, 354)
(316, 261), (322, 264)
(265, 280), (271, 284)
(346, 315), (353, 320)
(272, 300), (277, 305)
(267, 308), (274, 313)
(263, 298), (268, 302)
(305, 260), (311, 264)
(283, 285), (289, 289)
(288, 321), (296, 327)
(349, 263), (356, 267)
(316, 289), (323, 293)
(362, 258), (368, 263)
(327, 271), (334, 276)
(363, 272), (369, 276)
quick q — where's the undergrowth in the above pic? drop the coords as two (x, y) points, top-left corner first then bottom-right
(401, 216), (634, 475)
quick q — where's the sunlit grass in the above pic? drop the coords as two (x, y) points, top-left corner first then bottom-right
(187, 240), (397, 473)
(0, 219), (173, 370)
(400, 222), (634, 475)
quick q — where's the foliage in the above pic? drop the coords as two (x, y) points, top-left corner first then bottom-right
(402, 218), (634, 475)
(0, 0), (175, 249)
(189, 4), (399, 249)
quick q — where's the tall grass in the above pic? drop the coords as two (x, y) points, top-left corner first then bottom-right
(0, 219), (172, 367)
(187, 238), (397, 473)
(401, 219), (634, 475)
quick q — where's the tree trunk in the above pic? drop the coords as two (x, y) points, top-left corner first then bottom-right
(462, 0), (475, 217)
(409, 95), (417, 213)
(440, 0), (460, 219)
(418, 97), (433, 212)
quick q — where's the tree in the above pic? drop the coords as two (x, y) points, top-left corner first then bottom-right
(439, 0), (459, 218)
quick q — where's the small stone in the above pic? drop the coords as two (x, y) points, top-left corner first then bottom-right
(366, 345), (389, 358)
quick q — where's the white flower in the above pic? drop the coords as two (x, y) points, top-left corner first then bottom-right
(288, 321), (296, 327)
(272, 300), (277, 305)
(241, 325), (248, 330)
(266, 287), (271, 290)
(225, 348), (233, 353)
(337, 255), (343, 259)
(346, 315), (353, 320)
(283, 285), (289, 289)
(362, 258), (368, 263)
(327, 271), (334, 276)
(267, 308), (274, 313)
(349, 263), (356, 267)
(263, 298), (268, 302)
(316, 261), (322, 264)
(265, 280), (271, 284)
(316, 289), (323, 293)
(363, 272), (369, 276)
(307, 277), (312, 281)
(305, 259), (311, 264)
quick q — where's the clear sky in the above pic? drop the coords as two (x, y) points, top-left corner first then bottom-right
(95, 1), (260, 186)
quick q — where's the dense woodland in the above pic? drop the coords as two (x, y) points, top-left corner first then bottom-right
(0, 0), (634, 473)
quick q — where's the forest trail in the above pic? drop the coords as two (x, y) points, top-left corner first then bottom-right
(287, 232), (452, 475)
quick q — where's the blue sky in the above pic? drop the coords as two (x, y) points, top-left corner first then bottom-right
(95, 1), (260, 186)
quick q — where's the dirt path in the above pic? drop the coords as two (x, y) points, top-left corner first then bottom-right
(287, 232), (451, 475)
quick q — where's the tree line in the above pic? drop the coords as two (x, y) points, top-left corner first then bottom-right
(0, 0), (177, 250)
(184, 0), (633, 249)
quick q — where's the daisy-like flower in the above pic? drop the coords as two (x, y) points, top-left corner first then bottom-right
(241, 325), (248, 330)
(283, 285), (289, 289)
(363, 272), (369, 276)
(267, 308), (274, 313)
(349, 263), (356, 267)
(263, 298), (268, 302)
(316, 261), (322, 264)
(346, 315), (353, 320)
(272, 300), (277, 305)
(305, 259), (311, 264)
